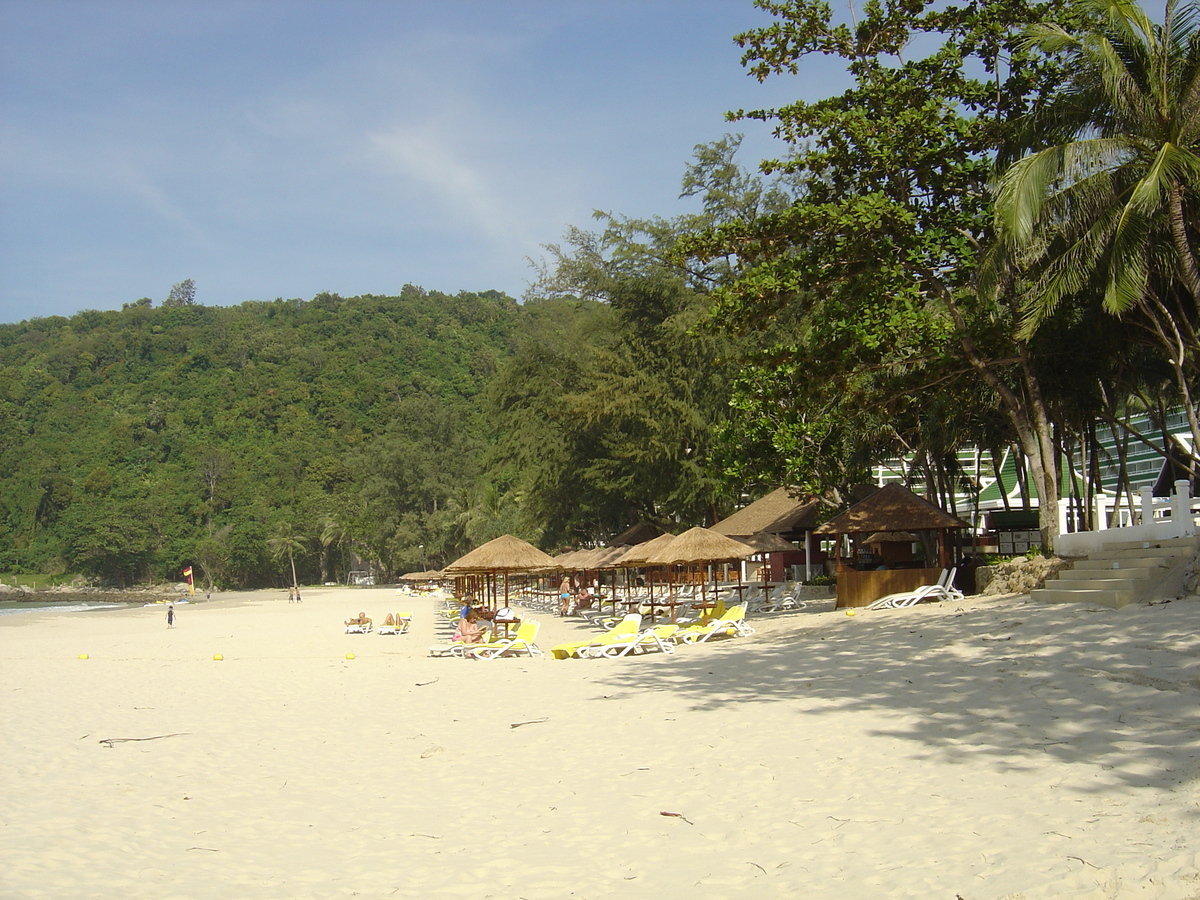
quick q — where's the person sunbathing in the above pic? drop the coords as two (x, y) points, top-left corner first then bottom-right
(452, 610), (485, 644)
(344, 612), (372, 626)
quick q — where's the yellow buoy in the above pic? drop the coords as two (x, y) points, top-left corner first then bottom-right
(77, 653), (89, 659)
(212, 653), (224, 661)
(345, 652), (355, 660)
(845, 609), (857, 617)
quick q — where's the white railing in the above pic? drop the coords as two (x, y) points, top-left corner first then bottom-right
(1057, 479), (1198, 556)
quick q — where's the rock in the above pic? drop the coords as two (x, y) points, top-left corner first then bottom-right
(978, 554), (1074, 596)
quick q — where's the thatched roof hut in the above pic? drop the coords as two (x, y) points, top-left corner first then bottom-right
(711, 487), (822, 539)
(813, 484), (969, 608)
(609, 522), (664, 547)
(814, 483), (967, 552)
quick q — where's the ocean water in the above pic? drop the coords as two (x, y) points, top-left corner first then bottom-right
(0, 599), (146, 617)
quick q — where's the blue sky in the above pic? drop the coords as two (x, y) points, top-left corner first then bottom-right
(0, 0), (840, 324)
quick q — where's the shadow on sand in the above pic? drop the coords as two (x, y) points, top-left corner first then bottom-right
(596, 595), (1200, 794)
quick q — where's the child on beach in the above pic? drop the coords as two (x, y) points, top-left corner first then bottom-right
(166, 604), (175, 628)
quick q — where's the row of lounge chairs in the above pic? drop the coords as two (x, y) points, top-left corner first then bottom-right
(552, 606), (755, 660)
(429, 620), (545, 659)
(425, 601), (755, 661)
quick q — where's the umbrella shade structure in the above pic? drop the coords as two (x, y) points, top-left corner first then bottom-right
(400, 569), (443, 581)
(551, 548), (588, 570)
(444, 534), (557, 573)
(443, 534), (558, 610)
(641, 527), (755, 566)
(638, 527), (754, 623)
(738, 532), (798, 554)
(611, 533), (678, 567)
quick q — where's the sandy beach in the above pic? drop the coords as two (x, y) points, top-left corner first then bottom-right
(2, 585), (1198, 899)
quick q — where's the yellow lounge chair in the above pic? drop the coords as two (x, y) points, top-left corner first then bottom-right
(579, 624), (679, 658)
(551, 614), (642, 660)
(378, 612), (412, 635)
(468, 620), (543, 660)
(674, 605), (754, 644)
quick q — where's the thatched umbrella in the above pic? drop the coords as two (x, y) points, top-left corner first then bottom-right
(610, 532), (677, 616)
(739, 532), (798, 554)
(640, 527), (754, 621)
(443, 535), (558, 610)
(400, 569), (443, 582)
(736, 532), (798, 596)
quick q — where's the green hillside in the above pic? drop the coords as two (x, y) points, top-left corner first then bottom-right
(0, 287), (524, 587)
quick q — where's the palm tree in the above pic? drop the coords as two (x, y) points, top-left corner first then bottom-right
(267, 520), (305, 590)
(994, 0), (1200, 454)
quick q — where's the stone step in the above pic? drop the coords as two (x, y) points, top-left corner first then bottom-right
(1071, 554), (1178, 571)
(1096, 535), (1199, 553)
(1060, 571), (1161, 585)
(1032, 586), (1142, 608)
(1050, 575), (1155, 592)
(1098, 546), (1191, 562)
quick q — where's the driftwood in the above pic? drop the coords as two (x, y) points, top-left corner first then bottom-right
(509, 717), (548, 729)
(99, 732), (189, 748)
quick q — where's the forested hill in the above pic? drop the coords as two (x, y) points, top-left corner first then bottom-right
(2, 251), (750, 590)
(0, 287), (528, 587)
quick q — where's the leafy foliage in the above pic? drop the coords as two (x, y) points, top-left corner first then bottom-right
(0, 288), (521, 585)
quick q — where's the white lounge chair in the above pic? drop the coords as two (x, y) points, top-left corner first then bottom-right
(866, 568), (962, 610)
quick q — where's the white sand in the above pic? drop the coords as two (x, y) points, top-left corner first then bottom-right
(1, 585), (1199, 899)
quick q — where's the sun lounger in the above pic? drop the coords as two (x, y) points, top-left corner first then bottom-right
(551, 614), (641, 660)
(428, 629), (494, 657)
(866, 568), (962, 610)
(579, 624), (679, 658)
(468, 620), (543, 660)
(756, 584), (807, 613)
(674, 605), (754, 644)
(377, 612), (412, 635)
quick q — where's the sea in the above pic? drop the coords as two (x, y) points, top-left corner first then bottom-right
(0, 597), (178, 617)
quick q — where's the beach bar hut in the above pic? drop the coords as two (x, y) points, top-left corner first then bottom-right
(813, 484), (968, 609)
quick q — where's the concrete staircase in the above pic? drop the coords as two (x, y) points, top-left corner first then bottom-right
(1032, 536), (1199, 609)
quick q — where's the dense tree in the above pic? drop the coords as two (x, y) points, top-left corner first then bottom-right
(679, 0), (1092, 546)
(993, 0), (1200, 459)
(163, 279), (197, 308)
(0, 288), (520, 585)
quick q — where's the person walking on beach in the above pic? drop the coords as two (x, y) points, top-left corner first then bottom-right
(288, 586), (295, 603)
(294, 587), (302, 602)
(559, 575), (574, 616)
(166, 603), (175, 628)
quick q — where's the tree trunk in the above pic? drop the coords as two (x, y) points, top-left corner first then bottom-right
(940, 293), (1060, 549)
